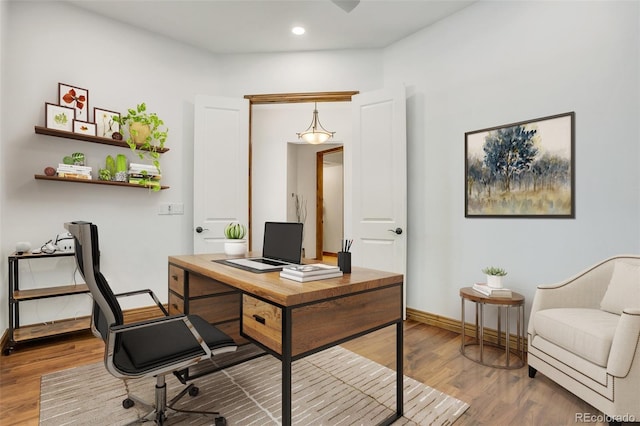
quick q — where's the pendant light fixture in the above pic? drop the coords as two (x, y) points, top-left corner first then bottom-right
(296, 103), (335, 144)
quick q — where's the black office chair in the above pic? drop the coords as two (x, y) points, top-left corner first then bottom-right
(65, 221), (237, 426)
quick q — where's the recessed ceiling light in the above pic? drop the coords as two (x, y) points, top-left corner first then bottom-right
(292, 26), (305, 36)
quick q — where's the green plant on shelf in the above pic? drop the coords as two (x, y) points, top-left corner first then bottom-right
(112, 102), (168, 176)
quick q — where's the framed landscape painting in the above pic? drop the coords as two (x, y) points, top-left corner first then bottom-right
(465, 112), (575, 218)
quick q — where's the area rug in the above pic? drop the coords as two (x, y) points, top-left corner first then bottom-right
(40, 346), (468, 425)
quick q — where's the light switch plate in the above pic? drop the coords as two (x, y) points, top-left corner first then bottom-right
(170, 203), (184, 215)
(158, 203), (184, 215)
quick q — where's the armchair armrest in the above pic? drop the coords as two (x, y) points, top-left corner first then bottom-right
(528, 257), (617, 336)
(115, 288), (169, 316)
(607, 310), (640, 377)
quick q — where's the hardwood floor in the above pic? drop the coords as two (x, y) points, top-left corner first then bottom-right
(0, 319), (613, 426)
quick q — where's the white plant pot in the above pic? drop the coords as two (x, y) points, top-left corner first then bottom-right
(486, 274), (503, 289)
(224, 239), (247, 256)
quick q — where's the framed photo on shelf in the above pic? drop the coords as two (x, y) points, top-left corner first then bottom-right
(59, 82), (89, 121)
(93, 107), (120, 138)
(45, 102), (74, 132)
(73, 119), (96, 136)
(465, 111), (575, 218)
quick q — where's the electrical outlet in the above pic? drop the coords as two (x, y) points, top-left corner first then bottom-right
(158, 203), (171, 215)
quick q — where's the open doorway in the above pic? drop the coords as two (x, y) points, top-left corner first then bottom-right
(316, 146), (343, 260)
(245, 91), (357, 257)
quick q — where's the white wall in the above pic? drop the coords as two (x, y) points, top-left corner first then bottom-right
(215, 50), (383, 97)
(0, 0), (7, 314)
(0, 1), (225, 326)
(383, 1), (640, 320)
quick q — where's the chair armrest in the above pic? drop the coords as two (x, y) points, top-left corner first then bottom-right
(607, 310), (640, 377)
(115, 289), (169, 316)
(528, 258), (616, 336)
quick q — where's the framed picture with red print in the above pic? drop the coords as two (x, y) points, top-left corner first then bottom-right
(73, 119), (96, 136)
(59, 83), (89, 121)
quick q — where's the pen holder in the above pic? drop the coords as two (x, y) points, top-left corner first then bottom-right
(337, 251), (351, 273)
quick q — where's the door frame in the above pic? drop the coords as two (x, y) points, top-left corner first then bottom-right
(316, 146), (344, 259)
(243, 91), (358, 250)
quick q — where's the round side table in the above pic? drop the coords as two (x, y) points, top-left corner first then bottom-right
(459, 286), (525, 369)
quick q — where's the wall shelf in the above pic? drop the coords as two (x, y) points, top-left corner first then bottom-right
(34, 126), (170, 153)
(34, 174), (169, 190)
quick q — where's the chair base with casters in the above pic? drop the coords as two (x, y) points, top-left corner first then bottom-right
(65, 221), (237, 426)
(122, 375), (226, 426)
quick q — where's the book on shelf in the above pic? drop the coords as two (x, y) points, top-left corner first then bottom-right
(57, 164), (92, 172)
(129, 163), (161, 176)
(128, 177), (161, 188)
(128, 173), (162, 180)
(280, 270), (343, 282)
(57, 164), (92, 179)
(281, 264), (340, 277)
(56, 172), (92, 180)
(472, 283), (512, 298)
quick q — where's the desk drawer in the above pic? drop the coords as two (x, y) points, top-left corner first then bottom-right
(242, 295), (282, 354)
(168, 292), (184, 315)
(168, 265), (185, 296)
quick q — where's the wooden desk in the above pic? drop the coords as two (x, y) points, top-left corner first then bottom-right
(168, 253), (404, 426)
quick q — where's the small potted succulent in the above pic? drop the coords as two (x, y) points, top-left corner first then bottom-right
(482, 266), (507, 288)
(223, 222), (247, 256)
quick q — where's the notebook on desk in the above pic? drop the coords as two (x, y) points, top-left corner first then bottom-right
(223, 221), (303, 273)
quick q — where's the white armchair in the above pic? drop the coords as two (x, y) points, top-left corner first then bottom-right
(527, 255), (640, 425)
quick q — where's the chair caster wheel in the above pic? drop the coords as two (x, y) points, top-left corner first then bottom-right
(122, 398), (135, 409)
(214, 417), (227, 426)
(189, 386), (199, 397)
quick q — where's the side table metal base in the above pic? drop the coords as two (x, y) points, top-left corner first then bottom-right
(460, 287), (525, 370)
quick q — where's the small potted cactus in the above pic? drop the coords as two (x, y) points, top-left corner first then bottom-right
(114, 154), (128, 182)
(223, 222), (247, 256)
(482, 266), (507, 288)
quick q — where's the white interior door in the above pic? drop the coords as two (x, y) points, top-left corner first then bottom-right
(349, 86), (407, 300)
(193, 95), (249, 254)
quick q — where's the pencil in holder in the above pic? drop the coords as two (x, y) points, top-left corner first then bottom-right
(338, 251), (351, 273)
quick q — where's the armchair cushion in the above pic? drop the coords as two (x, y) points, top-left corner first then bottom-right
(600, 261), (640, 315)
(533, 308), (619, 367)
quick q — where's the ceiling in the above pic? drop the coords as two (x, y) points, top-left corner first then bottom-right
(66, 0), (475, 55)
